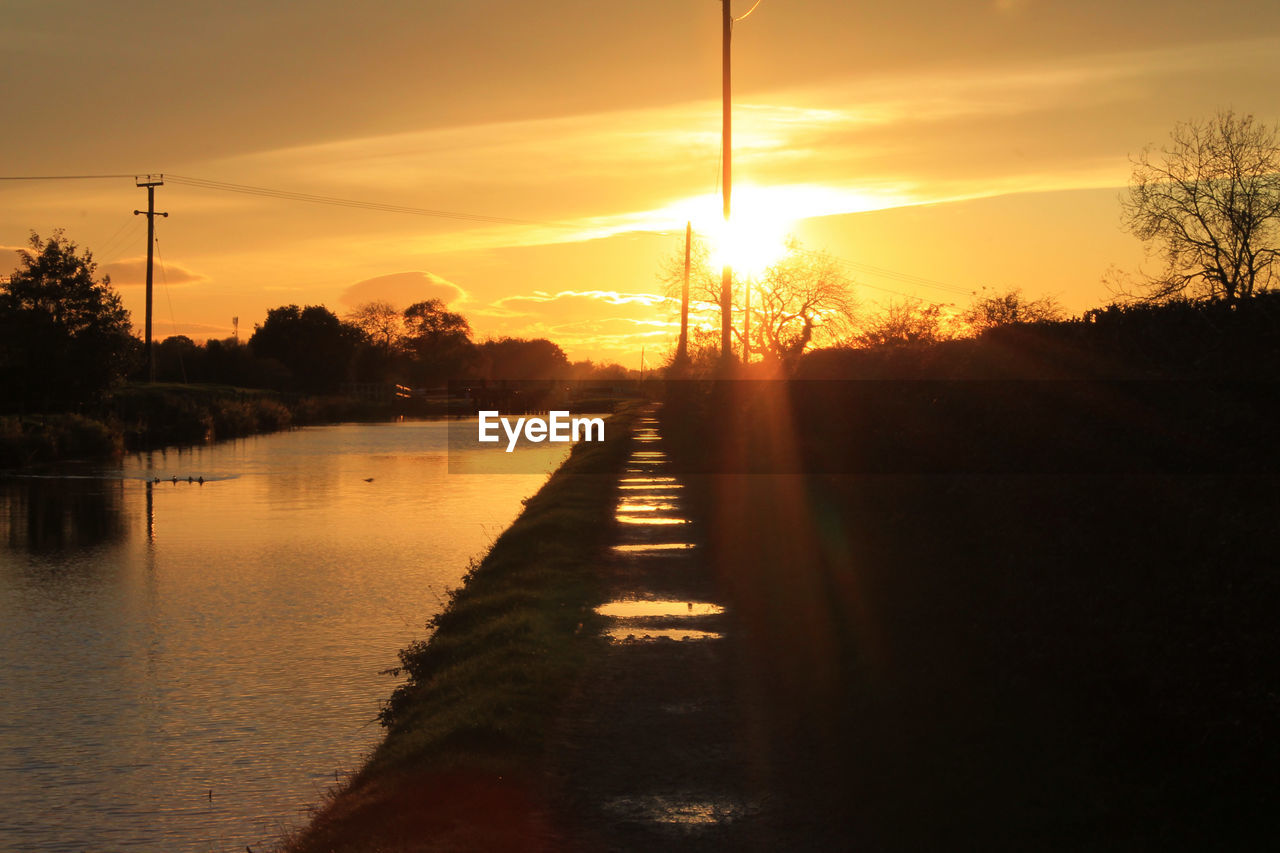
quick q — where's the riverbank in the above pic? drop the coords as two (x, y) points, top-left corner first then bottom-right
(279, 405), (640, 853)
(0, 383), (435, 468)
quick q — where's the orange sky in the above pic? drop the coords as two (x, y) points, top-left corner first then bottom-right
(3, 1), (1279, 366)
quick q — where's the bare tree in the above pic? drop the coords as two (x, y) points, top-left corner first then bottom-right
(751, 248), (858, 364)
(347, 300), (404, 350)
(856, 299), (953, 348)
(963, 288), (1064, 332)
(657, 237), (857, 366)
(1122, 110), (1280, 303)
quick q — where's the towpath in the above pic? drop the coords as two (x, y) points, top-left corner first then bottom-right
(546, 406), (784, 851)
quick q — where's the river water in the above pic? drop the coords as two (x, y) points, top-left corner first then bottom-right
(0, 420), (570, 852)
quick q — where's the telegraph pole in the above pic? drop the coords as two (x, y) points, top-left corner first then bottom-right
(676, 221), (692, 364)
(720, 0), (734, 363)
(134, 175), (168, 382)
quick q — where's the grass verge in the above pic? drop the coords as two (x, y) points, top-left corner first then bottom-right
(279, 404), (639, 853)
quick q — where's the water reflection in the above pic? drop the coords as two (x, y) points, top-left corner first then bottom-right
(1, 475), (129, 552)
(615, 515), (690, 525)
(604, 627), (724, 641)
(0, 421), (567, 853)
(595, 600), (725, 618)
(616, 502), (679, 513)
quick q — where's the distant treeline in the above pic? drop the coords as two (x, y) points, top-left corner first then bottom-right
(796, 292), (1280, 381)
(0, 231), (635, 416)
(665, 295), (1280, 476)
(147, 301), (635, 397)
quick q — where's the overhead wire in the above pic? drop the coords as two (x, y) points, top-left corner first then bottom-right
(153, 231), (189, 382)
(165, 174), (581, 230)
(734, 0), (767, 23)
(5, 172), (974, 308)
(0, 174), (138, 181)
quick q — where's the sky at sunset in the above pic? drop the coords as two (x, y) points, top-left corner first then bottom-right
(3, 0), (1279, 366)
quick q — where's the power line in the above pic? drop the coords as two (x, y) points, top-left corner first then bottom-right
(792, 247), (964, 308)
(166, 174), (579, 229)
(4, 170), (975, 302)
(0, 173), (138, 181)
(734, 0), (767, 22)
(795, 247), (972, 297)
(2, 171), (585, 230)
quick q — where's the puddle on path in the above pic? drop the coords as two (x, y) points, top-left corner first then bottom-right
(616, 515), (690, 525)
(618, 484), (684, 491)
(604, 627), (724, 642)
(596, 600), (724, 618)
(612, 543), (697, 552)
(601, 794), (747, 826)
(616, 502), (679, 512)
(620, 477), (677, 484)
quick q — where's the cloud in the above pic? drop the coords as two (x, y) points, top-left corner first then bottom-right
(101, 257), (206, 286)
(493, 289), (668, 314)
(469, 289), (677, 362)
(149, 320), (237, 341)
(338, 271), (467, 308)
(203, 33), (1280, 263)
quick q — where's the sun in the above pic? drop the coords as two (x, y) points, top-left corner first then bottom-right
(705, 209), (792, 278)
(662, 184), (817, 278)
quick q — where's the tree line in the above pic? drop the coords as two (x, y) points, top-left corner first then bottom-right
(5, 108), (1276, 409)
(0, 231), (632, 413)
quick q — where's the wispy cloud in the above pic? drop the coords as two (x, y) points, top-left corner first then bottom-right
(184, 35), (1280, 265)
(338, 271), (467, 309)
(101, 257), (206, 286)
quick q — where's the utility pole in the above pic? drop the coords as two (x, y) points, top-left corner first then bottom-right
(134, 175), (168, 382)
(676, 221), (691, 364)
(720, 0), (734, 364)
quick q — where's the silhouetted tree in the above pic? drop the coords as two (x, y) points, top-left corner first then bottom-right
(1123, 110), (1280, 303)
(403, 299), (474, 387)
(751, 248), (858, 365)
(248, 304), (362, 393)
(0, 230), (136, 411)
(347, 300), (404, 350)
(155, 335), (199, 383)
(477, 337), (570, 380)
(963, 288), (1064, 332)
(658, 236), (857, 366)
(857, 299), (952, 348)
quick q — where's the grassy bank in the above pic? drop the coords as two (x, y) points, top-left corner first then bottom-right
(280, 405), (638, 853)
(0, 412), (123, 467)
(0, 383), (427, 468)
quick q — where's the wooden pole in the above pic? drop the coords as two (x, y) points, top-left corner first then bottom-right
(677, 221), (691, 363)
(720, 0), (734, 363)
(133, 175), (168, 382)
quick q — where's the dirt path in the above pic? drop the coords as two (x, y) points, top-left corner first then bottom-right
(545, 407), (792, 852)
